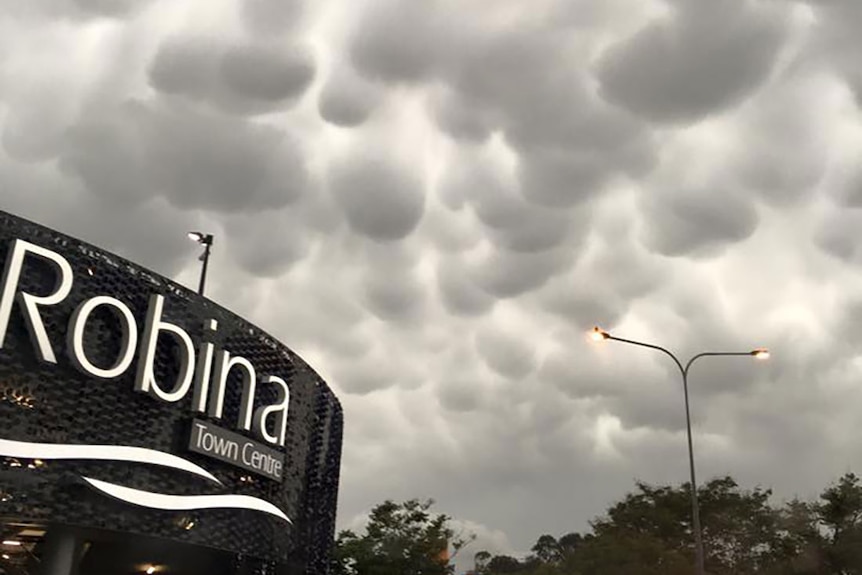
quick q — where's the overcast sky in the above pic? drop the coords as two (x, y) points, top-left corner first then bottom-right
(4, 0), (862, 569)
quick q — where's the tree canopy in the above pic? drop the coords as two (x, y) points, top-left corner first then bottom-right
(470, 473), (862, 575)
(331, 498), (473, 575)
(333, 473), (862, 575)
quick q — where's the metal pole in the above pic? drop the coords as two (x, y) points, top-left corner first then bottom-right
(197, 238), (212, 296)
(602, 336), (758, 575)
(682, 369), (705, 575)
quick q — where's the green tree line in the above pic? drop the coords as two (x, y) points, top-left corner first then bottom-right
(332, 473), (862, 575)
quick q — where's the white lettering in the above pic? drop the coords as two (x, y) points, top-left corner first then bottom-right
(213, 435), (238, 459)
(209, 352), (256, 431)
(67, 296), (138, 379)
(240, 441), (282, 477)
(253, 375), (290, 447)
(192, 319), (218, 413)
(0, 239), (73, 363)
(193, 422), (206, 446)
(2, 238), (296, 451)
(134, 294), (195, 403)
(201, 431), (214, 451)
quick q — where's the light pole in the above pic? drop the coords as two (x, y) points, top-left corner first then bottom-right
(187, 231), (214, 296)
(590, 326), (769, 575)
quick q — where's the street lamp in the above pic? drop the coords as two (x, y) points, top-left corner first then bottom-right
(590, 326), (769, 575)
(187, 232), (214, 296)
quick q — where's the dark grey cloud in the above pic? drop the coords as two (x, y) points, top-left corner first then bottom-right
(148, 37), (220, 101)
(331, 359), (394, 395)
(327, 153), (426, 242)
(260, 274), (373, 364)
(435, 260), (496, 316)
(802, 1), (862, 105)
(814, 208), (862, 264)
(348, 4), (657, 209)
(349, 0), (454, 83)
(318, 65), (383, 127)
(448, 31), (656, 207)
(828, 167), (862, 208)
(532, 207), (666, 333)
(475, 328), (537, 380)
(438, 156), (574, 252)
(517, 149), (616, 208)
(221, 209), (311, 278)
(429, 89), (499, 143)
(328, 346), (423, 396)
(149, 37), (315, 115)
(58, 102), (150, 205)
(60, 98), (308, 213)
(363, 272), (426, 323)
(436, 376), (483, 413)
(221, 43), (315, 103)
(70, 0), (146, 17)
(420, 205), (481, 253)
(538, 349), (604, 400)
(3, 0), (150, 20)
(727, 72), (832, 206)
(240, 0), (306, 36)
(472, 247), (573, 299)
(640, 188), (759, 257)
(539, 280), (627, 332)
(1, 95), (71, 162)
(596, 0), (790, 123)
(1, 161), (202, 277)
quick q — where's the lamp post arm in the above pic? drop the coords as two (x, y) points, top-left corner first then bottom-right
(684, 351), (755, 378)
(597, 333), (765, 575)
(606, 335), (685, 378)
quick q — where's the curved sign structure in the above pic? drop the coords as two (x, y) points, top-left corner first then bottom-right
(0, 211), (342, 574)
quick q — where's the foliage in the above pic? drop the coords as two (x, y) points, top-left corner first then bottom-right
(331, 498), (473, 575)
(335, 473), (862, 575)
(473, 473), (862, 575)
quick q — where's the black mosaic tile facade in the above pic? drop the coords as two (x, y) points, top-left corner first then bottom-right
(0, 210), (343, 574)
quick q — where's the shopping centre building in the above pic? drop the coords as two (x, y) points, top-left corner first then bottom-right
(0, 211), (343, 575)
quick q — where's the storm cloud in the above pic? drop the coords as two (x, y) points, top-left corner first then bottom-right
(3, 0), (862, 571)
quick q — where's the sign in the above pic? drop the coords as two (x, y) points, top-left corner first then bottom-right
(0, 238), (290, 450)
(188, 419), (284, 482)
(0, 210), (343, 571)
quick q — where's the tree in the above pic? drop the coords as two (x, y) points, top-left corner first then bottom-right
(531, 535), (562, 565)
(485, 555), (523, 574)
(334, 473), (862, 575)
(331, 499), (473, 575)
(474, 550), (492, 574)
(768, 498), (823, 574)
(557, 532), (582, 556)
(565, 477), (793, 575)
(818, 473), (862, 573)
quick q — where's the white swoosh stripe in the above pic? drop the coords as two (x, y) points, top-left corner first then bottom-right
(0, 439), (220, 485)
(82, 477), (292, 524)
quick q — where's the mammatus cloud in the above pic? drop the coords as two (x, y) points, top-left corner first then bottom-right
(149, 37), (316, 115)
(596, 0), (791, 123)
(3, 0), (153, 20)
(9, 0), (862, 571)
(640, 187), (759, 257)
(327, 153), (426, 242)
(60, 99), (308, 212)
(475, 327), (537, 381)
(436, 261), (496, 316)
(240, 0), (307, 36)
(318, 64), (383, 127)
